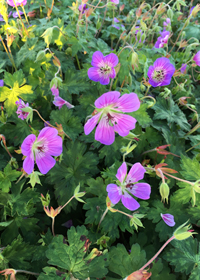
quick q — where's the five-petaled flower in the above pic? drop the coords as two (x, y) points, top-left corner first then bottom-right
(161, 213), (175, 227)
(21, 127), (62, 175)
(7, 0), (27, 7)
(84, 91), (140, 145)
(16, 99), (30, 120)
(106, 162), (151, 211)
(88, 51), (119, 85)
(154, 31), (170, 48)
(193, 51), (200, 66)
(44, 205), (62, 218)
(147, 57), (175, 87)
(78, 4), (88, 14)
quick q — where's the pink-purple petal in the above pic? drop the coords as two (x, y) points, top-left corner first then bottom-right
(121, 191), (140, 211)
(161, 213), (175, 227)
(116, 162), (127, 183)
(51, 85), (59, 96)
(88, 67), (101, 82)
(129, 183), (151, 199)
(23, 155), (34, 175)
(21, 134), (36, 156)
(84, 113), (101, 135)
(103, 53), (119, 67)
(46, 136), (63, 156)
(94, 91), (120, 108)
(38, 127), (58, 141)
(36, 153), (56, 174)
(109, 68), (116, 79)
(126, 162), (146, 183)
(115, 93), (140, 112)
(107, 184), (122, 204)
(99, 75), (110, 85)
(95, 116), (115, 145)
(113, 113), (137, 137)
(91, 51), (105, 67)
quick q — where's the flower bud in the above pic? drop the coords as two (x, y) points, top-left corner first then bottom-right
(167, 9), (173, 19)
(35, 50), (46, 62)
(173, 221), (196, 241)
(191, 4), (200, 17)
(159, 182), (170, 203)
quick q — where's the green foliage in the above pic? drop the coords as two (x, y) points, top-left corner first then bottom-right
(109, 243), (146, 278)
(0, 164), (21, 192)
(164, 238), (200, 279)
(44, 226), (108, 279)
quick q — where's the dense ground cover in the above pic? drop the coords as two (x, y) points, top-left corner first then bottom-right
(0, 0), (200, 279)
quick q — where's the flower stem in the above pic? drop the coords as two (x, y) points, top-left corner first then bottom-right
(16, 270), (39, 276)
(186, 142), (200, 153)
(0, 135), (12, 158)
(0, 35), (17, 71)
(60, 196), (75, 211)
(52, 217), (55, 236)
(33, 109), (72, 140)
(139, 235), (175, 271)
(13, 0), (30, 38)
(115, 209), (133, 219)
(75, 54), (81, 70)
(21, 4), (29, 25)
(141, 95), (156, 107)
(162, 171), (194, 186)
(157, 168), (165, 184)
(98, 207), (108, 229)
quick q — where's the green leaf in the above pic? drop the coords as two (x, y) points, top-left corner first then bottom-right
(108, 243), (146, 278)
(45, 226), (108, 279)
(38, 267), (69, 280)
(47, 141), (99, 212)
(67, 36), (82, 56)
(2, 235), (35, 270)
(164, 238), (200, 278)
(180, 155), (200, 181)
(130, 103), (152, 127)
(64, 69), (92, 94)
(0, 164), (21, 192)
(153, 97), (190, 131)
(50, 106), (82, 141)
(0, 70), (33, 116)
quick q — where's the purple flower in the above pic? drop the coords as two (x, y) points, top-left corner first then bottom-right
(21, 127), (63, 174)
(180, 63), (187, 74)
(147, 57), (175, 87)
(161, 213), (175, 227)
(84, 91), (140, 145)
(110, 0), (119, 4)
(7, 0), (27, 7)
(190, 6), (195, 15)
(88, 51), (118, 85)
(78, 4), (88, 14)
(193, 51), (200, 66)
(112, 18), (124, 30)
(53, 96), (74, 110)
(0, 80), (4, 87)
(106, 162), (151, 211)
(13, 10), (24, 18)
(163, 18), (171, 27)
(16, 99), (30, 120)
(51, 85), (59, 97)
(154, 31), (170, 48)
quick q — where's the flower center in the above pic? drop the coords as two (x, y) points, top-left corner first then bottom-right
(32, 138), (48, 157)
(153, 68), (165, 82)
(99, 65), (111, 76)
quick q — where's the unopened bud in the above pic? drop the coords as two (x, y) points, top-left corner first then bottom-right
(167, 9), (173, 19)
(50, 76), (62, 88)
(120, 4), (125, 11)
(35, 50), (46, 62)
(193, 180), (200, 193)
(191, 4), (200, 17)
(159, 182), (170, 203)
(173, 221), (196, 240)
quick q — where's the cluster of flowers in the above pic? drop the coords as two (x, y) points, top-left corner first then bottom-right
(9, 1), (200, 223)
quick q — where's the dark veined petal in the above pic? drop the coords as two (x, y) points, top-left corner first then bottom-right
(115, 93), (140, 112)
(126, 162), (146, 183)
(95, 116), (115, 145)
(129, 183), (151, 199)
(23, 155), (34, 175)
(36, 153), (56, 174)
(84, 112), (101, 135)
(121, 191), (140, 211)
(94, 91), (120, 108)
(21, 134), (36, 156)
(91, 51), (105, 67)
